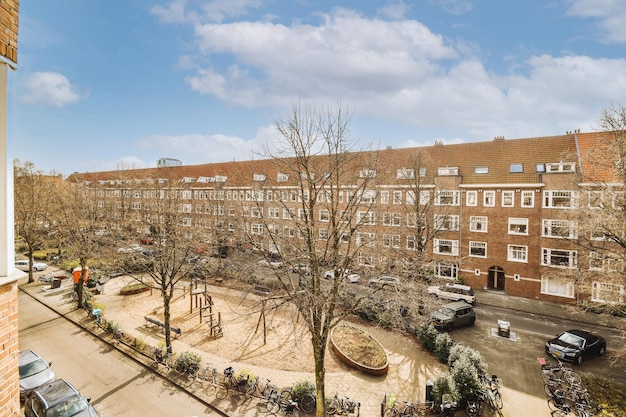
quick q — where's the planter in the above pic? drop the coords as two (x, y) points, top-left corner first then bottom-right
(330, 325), (388, 376)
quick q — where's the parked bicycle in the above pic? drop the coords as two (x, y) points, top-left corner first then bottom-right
(153, 345), (174, 369)
(280, 385), (316, 414)
(173, 351), (201, 378)
(465, 390), (485, 417)
(326, 391), (359, 416)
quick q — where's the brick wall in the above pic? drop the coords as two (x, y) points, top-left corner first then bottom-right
(0, 281), (19, 416)
(0, 0), (18, 64)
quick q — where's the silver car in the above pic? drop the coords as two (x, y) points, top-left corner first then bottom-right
(24, 379), (99, 417)
(19, 350), (55, 400)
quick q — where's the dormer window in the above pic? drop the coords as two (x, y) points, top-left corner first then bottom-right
(359, 169), (377, 178)
(438, 167), (459, 176)
(510, 164), (523, 173)
(474, 167), (489, 174)
(253, 173), (266, 182)
(396, 168), (415, 179)
(179, 177), (194, 183)
(277, 173), (288, 182)
(546, 162), (575, 173)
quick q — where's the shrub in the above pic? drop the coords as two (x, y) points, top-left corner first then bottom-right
(448, 344), (487, 375)
(417, 323), (439, 351)
(432, 372), (459, 407)
(434, 333), (453, 363)
(174, 351), (202, 372)
(450, 354), (481, 407)
(292, 379), (315, 399)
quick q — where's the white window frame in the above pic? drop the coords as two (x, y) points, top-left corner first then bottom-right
(380, 191), (389, 204)
(543, 190), (576, 209)
(357, 211), (376, 225)
(466, 191), (477, 206)
(542, 248), (577, 268)
(319, 210), (329, 222)
(393, 191), (403, 204)
(318, 228), (328, 240)
(508, 245), (528, 263)
(591, 282), (625, 304)
(434, 190), (460, 206)
(396, 168), (415, 179)
(469, 241), (487, 258)
(358, 252), (375, 267)
(435, 262), (458, 279)
(382, 234), (400, 248)
(435, 214), (459, 231)
(356, 232), (376, 247)
(521, 190), (534, 208)
(542, 219), (577, 239)
(434, 239), (459, 256)
(250, 224), (263, 235)
(483, 191), (495, 207)
(508, 218), (528, 235)
(541, 276), (574, 298)
(469, 216), (488, 233)
(419, 191), (431, 205)
(502, 191), (514, 207)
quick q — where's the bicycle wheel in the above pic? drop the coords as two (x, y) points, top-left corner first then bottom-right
(280, 389), (294, 407)
(466, 400), (480, 417)
(299, 393), (316, 414)
(326, 398), (340, 415)
(71, 291), (78, 301)
(383, 407), (399, 417)
(563, 370), (582, 385)
(265, 398), (280, 415)
(401, 405), (416, 417)
(493, 391), (503, 409)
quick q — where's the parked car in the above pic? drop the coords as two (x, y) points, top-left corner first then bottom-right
(289, 263), (312, 275)
(323, 269), (360, 283)
(258, 259), (283, 269)
(18, 350), (55, 400)
(15, 260), (48, 272)
(368, 275), (401, 289)
(545, 329), (606, 365)
(430, 301), (476, 331)
(427, 283), (476, 304)
(116, 244), (143, 254)
(24, 379), (99, 417)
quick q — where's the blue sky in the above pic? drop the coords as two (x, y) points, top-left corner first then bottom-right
(9, 0), (626, 175)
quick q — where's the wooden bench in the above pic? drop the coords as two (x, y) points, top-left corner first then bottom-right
(144, 316), (182, 337)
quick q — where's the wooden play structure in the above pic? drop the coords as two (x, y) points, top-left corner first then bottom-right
(189, 281), (223, 338)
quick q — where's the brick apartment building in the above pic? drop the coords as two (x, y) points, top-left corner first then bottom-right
(69, 131), (624, 308)
(0, 1), (20, 416)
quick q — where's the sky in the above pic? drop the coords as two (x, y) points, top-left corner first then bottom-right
(9, 0), (626, 176)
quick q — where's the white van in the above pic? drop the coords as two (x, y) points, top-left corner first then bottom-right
(427, 283), (476, 304)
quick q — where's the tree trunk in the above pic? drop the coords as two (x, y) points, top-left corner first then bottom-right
(314, 340), (327, 417)
(163, 290), (172, 353)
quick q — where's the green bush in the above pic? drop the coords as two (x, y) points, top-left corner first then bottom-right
(450, 354), (481, 407)
(432, 372), (459, 407)
(434, 333), (452, 363)
(292, 379), (315, 399)
(417, 323), (439, 351)
(174, 351), (202, 372)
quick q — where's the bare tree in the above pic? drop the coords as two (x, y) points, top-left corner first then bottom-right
(14, 160), (60, 282)
(237, 102), (386, 416)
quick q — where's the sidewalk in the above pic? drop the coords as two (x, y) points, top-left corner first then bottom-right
(19, 271), (593, 417)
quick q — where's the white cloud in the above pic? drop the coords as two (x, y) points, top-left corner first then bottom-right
(565, 0), (626, 43)
(377, 1), (410, 20)
(20, 72), (83, 107)
(151, 0), (262, 24)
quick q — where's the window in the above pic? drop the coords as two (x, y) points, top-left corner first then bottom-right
(180, 217), (192, 227)
(380, 191), (389, 204)
(283, 208), (294, 220)
(356, 232), (376, 247)
(251, 207), (262, 218)
(502, 191), (514, 207)
(474, 167), (489, 174)
(589, 252), (622, 272)
(510, 164), (523, 173)
(283, 226), (295, 238)
(382, 213), (402, 226)
(435, 262), (458, 279)
(253, 173), (266, 181)
(228, 207), (236, 216)
(318, 228), (328, 240)
(541, 276), (574, 298)
(396, 168), (415, 179)
(179, 203), (192, 213)
(357, 211), (376, 225)
(359, 169), (377, 178)
(508, 218), (528, 235)
(434, 239), (459, 255)
(508, 245), (528, 262)
(181, 190), (192, 200)
(543, 190), (576, 208)
(435, 190), (460, 206)
(406, 236), (416, 250)
(393, 191), (403, 204)
(435, 214), (459, 231)
(542, 219), (576, 239)
(382, 234), (400, 248)
(591, 282), (625, 304)
(470, 216), (488, 232)
(483, 191), (495, 207)
(358, 252), (375, 267)
(359, 190), (377, 204)
(542, 248), (577, 268)
(589, 252), (605, 271)
(268, 207), (280, 219)
(319, 210), (329, 222)
(466, 191), (477, 206)
(419, 167), (426, 177)
(469, 241), (487, 258)
(228, 222), (236, 232)
(546, 162), (575, 173)
(521, 191), (534, 208)
(419, 191), (431, 205)
(587, 191), (604, 209)
(131, 202), (141, 210)
(438, 167), (459, 176)
(251, 224), (263, 235)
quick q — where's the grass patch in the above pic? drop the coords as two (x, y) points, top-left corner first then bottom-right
(583, 374), (626, 417)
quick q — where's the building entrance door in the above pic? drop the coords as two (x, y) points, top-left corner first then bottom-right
(488, 266), (505, 290)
